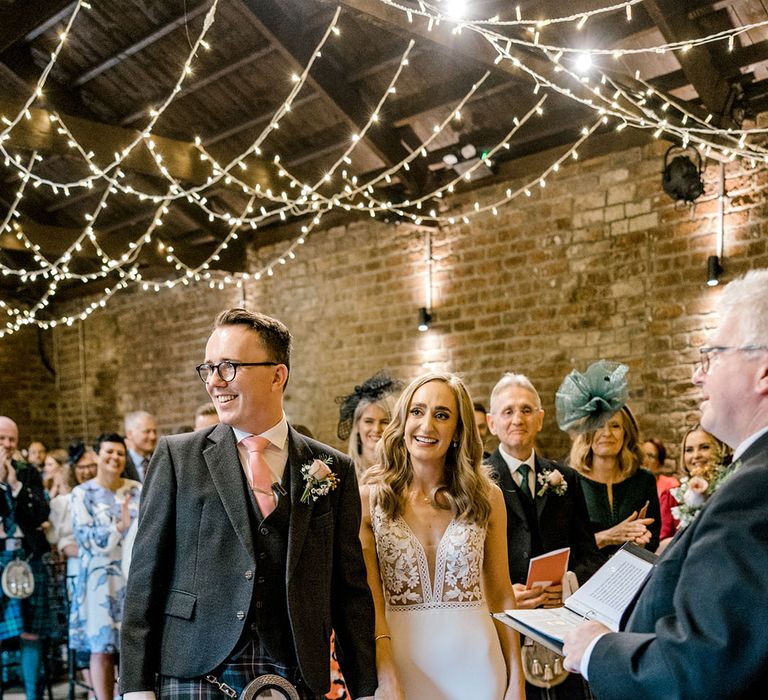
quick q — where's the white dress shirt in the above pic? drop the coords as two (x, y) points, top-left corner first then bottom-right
(497, 444), (537, 495)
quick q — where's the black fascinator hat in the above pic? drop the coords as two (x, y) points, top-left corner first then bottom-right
(336, 370), (403, 440)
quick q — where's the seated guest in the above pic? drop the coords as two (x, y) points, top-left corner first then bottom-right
(557, 362), (660, 555)
(336, 370), (402, 477)
(70, 433), (141, 700)
(657, 424), (730, 552)
(642, 438), (679, 497)
(0, 417), (50, 700)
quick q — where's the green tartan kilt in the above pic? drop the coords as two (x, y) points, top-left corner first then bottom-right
(0, 550), (50, 641)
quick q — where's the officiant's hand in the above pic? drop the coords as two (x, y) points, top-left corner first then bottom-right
(562, 620), (611, 674)
(512, 583), (547, 609)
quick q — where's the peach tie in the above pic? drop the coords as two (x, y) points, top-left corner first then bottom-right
(241, 436), (276, 518)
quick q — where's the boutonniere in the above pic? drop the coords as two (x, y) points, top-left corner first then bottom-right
(670, 460), (741, 530)
(300, 456), (339, 504)
(537, 467), (568, 497)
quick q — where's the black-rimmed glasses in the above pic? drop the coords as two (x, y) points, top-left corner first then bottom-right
(698, 345), (768, 374)
(196, 361), (279, 383)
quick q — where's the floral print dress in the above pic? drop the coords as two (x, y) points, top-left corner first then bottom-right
(69, 478), (141, 653)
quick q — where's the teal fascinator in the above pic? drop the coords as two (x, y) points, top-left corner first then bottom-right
(556, 360), (629, 433)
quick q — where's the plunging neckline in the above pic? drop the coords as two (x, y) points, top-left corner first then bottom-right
(397, 514), (457, 602)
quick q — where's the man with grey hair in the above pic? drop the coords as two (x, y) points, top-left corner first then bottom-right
(564, 269), (768, 698)
(123, 410), (158, 482)
(486, 373), (604, 700)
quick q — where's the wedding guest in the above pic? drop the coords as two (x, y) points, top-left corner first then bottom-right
(0, 417), (50, 700)
(42, 448), (69, 499)
(123, 411), (158, 482)
(474, 401), (491, 459)
(26, 441), (47, 471)
(563, 268), (768, 699)
(337, 370), (402, 477)
(486, 372), (604, 700)
(361, 371), (524, 700)
(70, 433), (141, 700)
(657, 425), (730, 552)
(193, 402), (219, 431)
(558, 362), (660, 555)
(642, 438), (679, 497)
(46, 443), (98, 695)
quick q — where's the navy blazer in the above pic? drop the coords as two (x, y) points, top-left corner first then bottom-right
(588, 432), (768, 699)
(119, 423), (376, 698)
(488, 449), (605, 587)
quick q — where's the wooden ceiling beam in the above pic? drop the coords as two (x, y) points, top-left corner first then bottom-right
(240, 0), (428, 194)
(643, 0), (739, 125)
(0, 99), (277, 190)
(72, 1), (211, 87)
(0, 0), (76, 54)
(118, 42), (276, 126)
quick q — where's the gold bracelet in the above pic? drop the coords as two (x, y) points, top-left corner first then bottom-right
(374, 634), (391, 641)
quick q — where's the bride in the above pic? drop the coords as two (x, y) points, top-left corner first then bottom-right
(360, 372), (524, 700)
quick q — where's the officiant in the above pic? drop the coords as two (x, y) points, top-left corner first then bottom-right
(563, 269), (768, 699)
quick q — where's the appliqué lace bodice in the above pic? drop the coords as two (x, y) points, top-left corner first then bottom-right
(371, 500), (487, 611)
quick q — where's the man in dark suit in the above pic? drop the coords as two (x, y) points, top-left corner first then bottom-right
(486, 374), (604, 699)
(563, 268), (768, 699)
(120, 309), (377, 700)
(0, 416), (50, 700)
(122, 410), (158, 482)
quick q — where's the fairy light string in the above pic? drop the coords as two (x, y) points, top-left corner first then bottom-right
(1, 0), (767, 334)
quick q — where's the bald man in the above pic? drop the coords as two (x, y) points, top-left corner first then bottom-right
(0, 417), (50, 700)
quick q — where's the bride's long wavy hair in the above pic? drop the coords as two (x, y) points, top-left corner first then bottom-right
(364, 372), (493, 526)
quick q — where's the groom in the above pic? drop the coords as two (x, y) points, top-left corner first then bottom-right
(120, 309), (377, 700)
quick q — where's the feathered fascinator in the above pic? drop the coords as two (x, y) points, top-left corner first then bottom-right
(67, 441), (87, 466)
(555, 360), (629, 433)
(336, 370), (403, 440)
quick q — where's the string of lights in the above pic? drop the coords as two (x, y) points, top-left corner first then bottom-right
(2, 0), (768, 335)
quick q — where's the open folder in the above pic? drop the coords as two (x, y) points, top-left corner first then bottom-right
(495, 543), (658, 654)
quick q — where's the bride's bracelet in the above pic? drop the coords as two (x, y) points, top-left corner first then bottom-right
(374, 634), (391, 642)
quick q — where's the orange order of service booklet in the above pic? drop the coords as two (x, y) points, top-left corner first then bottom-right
(525, 547), (570, 589)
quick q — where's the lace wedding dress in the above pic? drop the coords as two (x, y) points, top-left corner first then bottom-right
(371, 501), (507, 700)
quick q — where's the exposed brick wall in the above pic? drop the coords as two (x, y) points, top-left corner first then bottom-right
(1, 138), (767, 468)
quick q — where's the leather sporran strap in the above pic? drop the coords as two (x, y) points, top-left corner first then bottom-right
(521, 638), (569, 689)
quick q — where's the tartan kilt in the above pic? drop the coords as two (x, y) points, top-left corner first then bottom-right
(158, 636), (326, 700)
(0, 551), (50, 641)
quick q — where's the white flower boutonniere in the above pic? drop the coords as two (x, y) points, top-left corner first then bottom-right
(300, 455), (339, 504)
(537, 468), (568, 497)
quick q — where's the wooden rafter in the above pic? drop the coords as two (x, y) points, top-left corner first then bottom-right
(644, 0), (740, 125)
(240, 0), (429, 193)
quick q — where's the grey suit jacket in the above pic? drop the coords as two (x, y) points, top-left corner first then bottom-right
(119, 422), (377, 697)
(588, 431), (768, 699)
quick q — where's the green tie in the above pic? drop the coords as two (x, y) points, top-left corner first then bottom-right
(517, 464), (533, 499)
